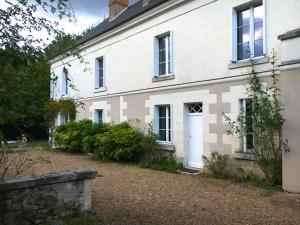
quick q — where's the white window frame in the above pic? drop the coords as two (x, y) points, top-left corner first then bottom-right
(239, 98), (254, 153)
(154, 31), (173, 77)
(231, 0), (266, 62)
(154, 105), (172, 144)
(94, 57), (106, 91)
(61, 69), (68, 96)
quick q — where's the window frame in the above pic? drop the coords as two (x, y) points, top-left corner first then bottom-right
(61, 68), (68, 96)
(154, 105), (172, 144)
(94, 109), (104, 124)
(154, 31), (173, 77)
(231, 1), (265, 62)
(239, 98), (254, 153)
(95, 57), (105, 90)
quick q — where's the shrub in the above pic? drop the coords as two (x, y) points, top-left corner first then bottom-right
(140, 155), (183, 173)
(54, 119), (94, 153)
(202, 152), (229, 179)
(93, 122), (144, 161)
(82, 123), (111, 153)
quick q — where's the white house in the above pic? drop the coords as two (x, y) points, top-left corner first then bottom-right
(50, 0), (300, 192)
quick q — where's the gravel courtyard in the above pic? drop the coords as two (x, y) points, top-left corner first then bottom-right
(29, 151), (300, 225)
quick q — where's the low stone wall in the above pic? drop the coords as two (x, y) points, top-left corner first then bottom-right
(0, 169), (98, 225)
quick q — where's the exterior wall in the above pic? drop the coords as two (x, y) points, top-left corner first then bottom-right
(281, 69), (300, 193)
(50, 0), (300, 100)
(75, 77), (271, 165)
(50, 0), (300, 190)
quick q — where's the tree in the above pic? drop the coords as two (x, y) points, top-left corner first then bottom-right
(0, 0), (74, 50)
(223, 50), (289, 186)
(0, 1), (79, 140)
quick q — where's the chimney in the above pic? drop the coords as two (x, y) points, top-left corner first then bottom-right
(142, 0), (151, 7)
(109, 0), (128, 19)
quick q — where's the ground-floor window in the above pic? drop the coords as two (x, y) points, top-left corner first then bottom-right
(239, 98), (254, 153)
(94, 109), (103, 124)
(156, 105), (172, 143)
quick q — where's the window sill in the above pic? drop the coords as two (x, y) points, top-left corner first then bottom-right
(233, 152), (256, 161)
(157, 143), (175, 152)
(152, 74), (175, 82)
(228, 56), (269, 69)
(94, 87), (107, 93)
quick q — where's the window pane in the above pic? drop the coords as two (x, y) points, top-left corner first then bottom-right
(159, 50), (166, 63)
(246, 133), (254, 150)
(168, 129), (171, 142)
(238, 9), (250, 26)
(159, 118), (166, 129)
(159, 38), (165, 49)
(98, 58), (103, 68)
(238, 42), (251, 60)
(237, 25), (250, 43)
(159, 106), (166, 117)
(254, 39), (263, 57)
(159, 130), (166, 141)
(98, 110), (103, 123)
(254, 21), (263, 40)
(254, 5), (263, 22)
(159, 63), (166, 75)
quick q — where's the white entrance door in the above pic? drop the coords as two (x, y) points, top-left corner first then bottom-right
(187, 104), (203, 169)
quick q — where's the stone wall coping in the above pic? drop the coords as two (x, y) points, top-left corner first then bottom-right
(278, 28), (300, 40)
(0, 169), (98, 192)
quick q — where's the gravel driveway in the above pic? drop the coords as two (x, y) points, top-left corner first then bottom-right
(29, 151), (300, 225)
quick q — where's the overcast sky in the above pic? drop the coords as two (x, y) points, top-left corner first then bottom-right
(0, 0), (139, 35)
(58, 0), (139, 34)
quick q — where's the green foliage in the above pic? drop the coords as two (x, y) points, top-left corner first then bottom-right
(202, 152), (229, 179)
(1, 0), (74, 49)
(54, 120), (94, 153)
(45, 98), (77, 129)
(139, 123), (183, 173)
(140, 155), (183, 173)
(223, 50), (287, 186)
(93, 122), (144, 161)
(0, 47), (50, 139)
(44, 212), (102, 225)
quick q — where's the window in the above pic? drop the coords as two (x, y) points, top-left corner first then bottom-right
(234, 3), (264, 60)
(61, 68), (68, 95)
(155, 33), (172, 76)
(57, 113), (68, 126)
(61, 114), (68, 125)
(188, 103), (203, 114)
(240, 99), (254, 153)
(94, 109), (103, 124)
(95, 57), (104, 89)
(156, 105), (172, 142)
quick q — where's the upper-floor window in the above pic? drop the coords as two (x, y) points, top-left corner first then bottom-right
(154, 32), (173, 76)
(155, 105), (172, 143)
(233, 2), (264, 61)
(61, 68), (68, 96)
(239, 98), (254, 153)
(95, 57), (104, 89)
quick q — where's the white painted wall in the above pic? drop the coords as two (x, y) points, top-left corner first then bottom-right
(51, 0), (300, 100)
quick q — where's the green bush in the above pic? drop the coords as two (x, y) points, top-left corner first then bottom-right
(93, 122), (144, 161)
(140, 155), (183, 173)
(202, 152), (229, 179)
(54, 120), (112, 153)
(82, 123), (111, 153)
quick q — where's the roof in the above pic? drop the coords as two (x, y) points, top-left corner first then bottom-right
(78, 0), (170, 45)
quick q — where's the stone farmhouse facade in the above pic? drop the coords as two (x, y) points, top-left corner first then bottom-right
(50, 0), (300, 192)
